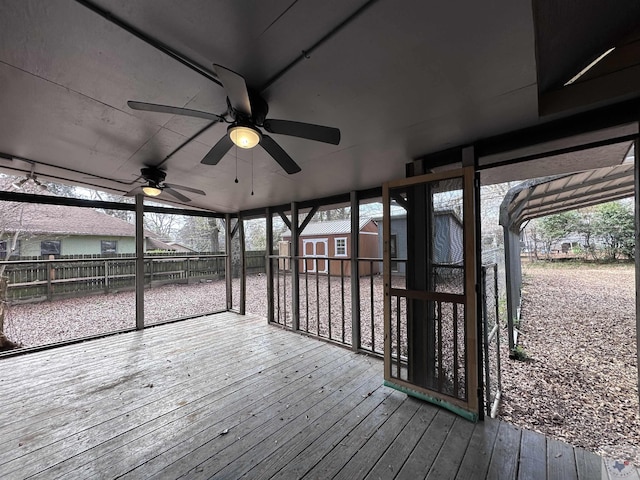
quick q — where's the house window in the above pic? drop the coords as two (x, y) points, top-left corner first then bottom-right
(335, 237), (347, 256)
(41, 240), (61, 256)
(0, 240), (20, 259)
(101, 240), (117, 255)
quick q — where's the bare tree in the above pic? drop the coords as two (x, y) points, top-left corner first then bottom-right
(88, 190), (134, 223)
(178, 217), (221, 252)
(144, 212), (177, 241)
(0, 175), (44, 349)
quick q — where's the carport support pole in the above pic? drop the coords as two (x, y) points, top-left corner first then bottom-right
(291, 202), (300, 331)
(135, 194), (144, 330)
(350, 191), (361, 351)
(635, 136), (640, 413)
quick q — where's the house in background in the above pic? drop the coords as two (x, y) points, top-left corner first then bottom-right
(374, 210), (464, 275)
(0, 201), (175, 258)
(283, 218), (379, 276)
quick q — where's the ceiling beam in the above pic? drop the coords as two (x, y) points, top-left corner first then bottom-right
(475, 98), (640, 159)
(75, 0), (221, 87)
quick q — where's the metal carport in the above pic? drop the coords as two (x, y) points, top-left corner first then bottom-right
(499, 143), (635, 351)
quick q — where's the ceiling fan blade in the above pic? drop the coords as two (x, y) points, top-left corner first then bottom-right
(260, 135), (301, 174)
(128, 101), (224, 122)
(124, 186), (143, 197)
(263, 119), (341, 145)
(164, 183), (206, 196)
(163, 187), (191, 203)
(201, 135), (234, 165)
(213, 64), (252, 117)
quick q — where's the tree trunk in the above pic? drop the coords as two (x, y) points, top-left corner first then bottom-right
(0, 275), (19, 351)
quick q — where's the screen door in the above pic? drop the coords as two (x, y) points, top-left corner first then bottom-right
(383, 166), (478, 420)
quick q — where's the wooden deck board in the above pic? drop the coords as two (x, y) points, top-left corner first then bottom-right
(0, 312), (634, 480)
(364, 401), (438, 480)
(332, 396), (423, 480)
(426, 416), (476, 479)
(574, 447), (604, 479)
(547, 437), (578, 480)
(395, 410), (456, 478)
(486, 421), (522, 479)
(518, 428), (547, 480)
(455, 417), (500, 480)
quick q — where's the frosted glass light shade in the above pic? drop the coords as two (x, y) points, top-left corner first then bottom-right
(229, 125), (261, 149)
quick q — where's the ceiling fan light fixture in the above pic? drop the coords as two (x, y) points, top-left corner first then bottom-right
(229, 124), (261, 149)
(142, 185), (162, 197)
(11, 177), (28, 189)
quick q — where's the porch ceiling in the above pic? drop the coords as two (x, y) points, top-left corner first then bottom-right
(0, 1), (638, 213)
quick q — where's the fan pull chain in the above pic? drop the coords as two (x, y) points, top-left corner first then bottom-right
(251, 149), (254, 196)
(234, 144), (239, 184)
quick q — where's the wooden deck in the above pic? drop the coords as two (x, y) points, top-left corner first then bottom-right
(0, 313), (633, 479)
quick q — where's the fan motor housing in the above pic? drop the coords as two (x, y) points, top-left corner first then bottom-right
(141, 167), (166, 184)
(227, 90), (268, 126)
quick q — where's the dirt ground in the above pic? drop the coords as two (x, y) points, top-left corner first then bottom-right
(499, 262), (640, 466)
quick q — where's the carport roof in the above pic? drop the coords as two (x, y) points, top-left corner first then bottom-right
(499, 144), (635, 230)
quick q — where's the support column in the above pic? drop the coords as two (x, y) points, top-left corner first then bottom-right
(225, 214), (232, 311)
(635, 135), (640, 414)
(239, 214), (246, 315)
(350, 191), (361, 351)
(135, 194), (144, 330)
(291, 202), (300, 331)
(266, 208), (274, 324)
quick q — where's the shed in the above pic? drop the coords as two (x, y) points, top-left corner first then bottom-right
(283, 218), (379, 276)
(374, 210), (464, 275)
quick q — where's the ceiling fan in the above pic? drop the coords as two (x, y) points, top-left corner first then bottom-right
(125, 166), (205, 202)
(128, 64), (341, 174)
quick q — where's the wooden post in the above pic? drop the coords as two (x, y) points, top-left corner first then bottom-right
(239, 214), (246, 315)
(266, 207), (274, 324)
(104, 260), (109, 293)
(225, 214), (233, 311)
(350, 191), (361, 351)
(47, 254), (56, 301)
(135, 194), (144, 330)
(291, 202), (299, 331)
(635, 135), (640, 415)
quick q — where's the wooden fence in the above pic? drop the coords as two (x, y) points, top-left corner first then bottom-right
(2, 250), (268, 303)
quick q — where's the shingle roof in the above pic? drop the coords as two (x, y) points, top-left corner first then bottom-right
(1, 201), (136, 237)
(284, 218), (376, 238)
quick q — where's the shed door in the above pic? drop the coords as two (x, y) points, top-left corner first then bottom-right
(303, 239), (328, 273)
(383, 166), (479, 420)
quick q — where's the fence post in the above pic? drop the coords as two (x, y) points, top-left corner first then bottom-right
(104, 259), (109, 294)
(47, 254), (55, 301)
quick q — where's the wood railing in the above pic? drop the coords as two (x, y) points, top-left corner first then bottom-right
(268, 254), (402, 356)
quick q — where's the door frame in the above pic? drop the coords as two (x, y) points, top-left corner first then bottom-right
(382, 166), (479, 420)
(302, 238), (328, 274)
